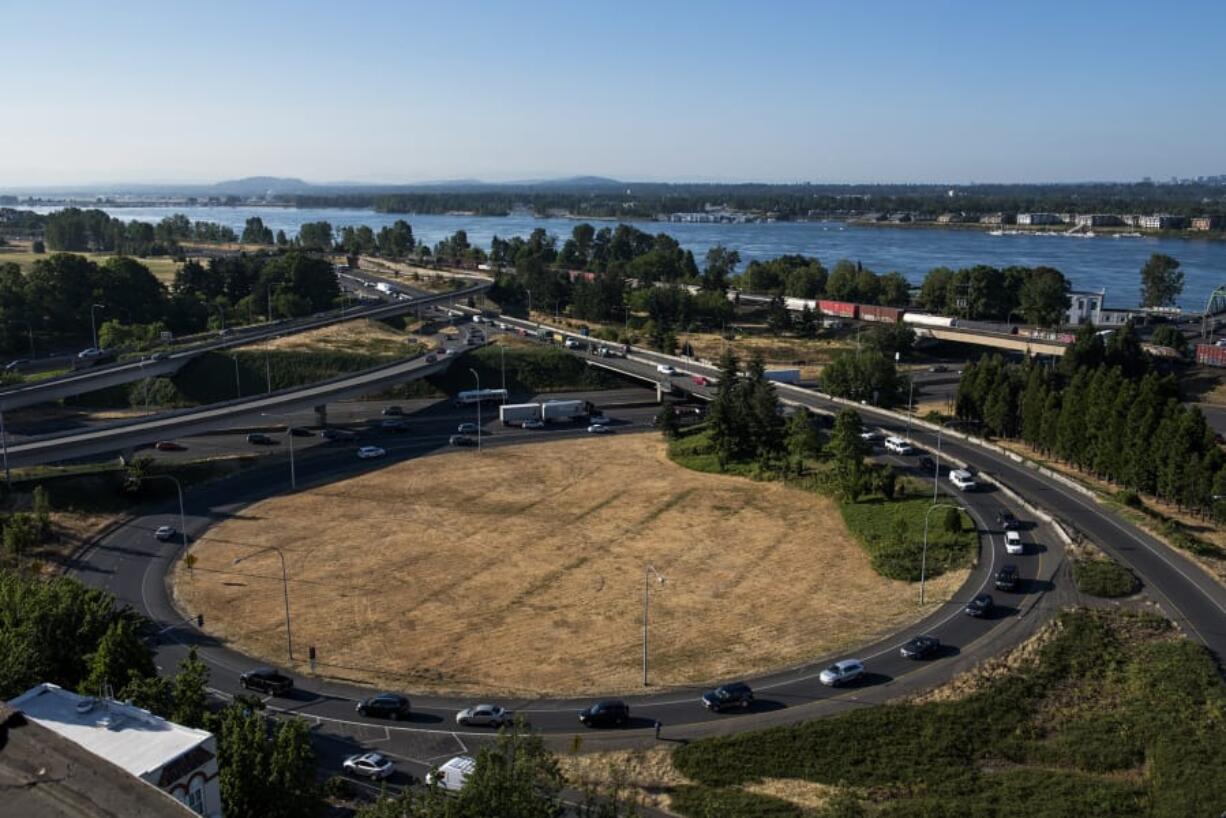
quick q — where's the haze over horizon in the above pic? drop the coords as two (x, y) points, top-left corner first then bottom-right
(4, 0), (1225, 188)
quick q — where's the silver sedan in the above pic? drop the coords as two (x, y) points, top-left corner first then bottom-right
(456, 704), (510, 727)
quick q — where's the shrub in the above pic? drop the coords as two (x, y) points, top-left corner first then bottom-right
(1071, 557), (1139, 598)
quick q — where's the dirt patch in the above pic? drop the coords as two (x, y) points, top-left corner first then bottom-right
(678, 333), (853, 380)
(175, 435), (968, 696)
(560, 749), (687, 813)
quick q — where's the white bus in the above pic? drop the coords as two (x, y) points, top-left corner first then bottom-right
(454, 388), (509, 405)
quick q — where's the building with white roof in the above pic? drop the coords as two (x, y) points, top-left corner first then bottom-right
(8, 683), (222, 817)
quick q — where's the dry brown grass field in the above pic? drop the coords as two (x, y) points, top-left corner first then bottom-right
(173, 435), (966, 696)
(0, 241), (184, 283)
(239, 318), (420, 357)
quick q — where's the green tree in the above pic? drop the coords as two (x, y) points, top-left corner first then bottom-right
(1019, 266), (1071, 328)
(119, 673), (174, 718)
(785, 409), (822, 475)
(656, 404), (680, 439)
(451, 722), (564, 818)
(80, 618), (155, 697)
(240, 217), (274, 245)
(795, 304), (818, 338)
(707, 348), (746, 469)
(1140, 253), (1184, 308)
(4, 513), (40, 566)
(268, 718), (319, 818)
(172, 648), (210, 729)
(31, 485), (51, 538)
(765, 295), (791, 334)
(702, 245), (739, 292)
(943, 506), (962, 534)
(217, 702), (273, 818)
(828, 409), (870, 501)
(1149, 324), (1188, 355)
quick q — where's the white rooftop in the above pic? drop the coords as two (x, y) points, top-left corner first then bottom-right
(7, 683), (212, 779)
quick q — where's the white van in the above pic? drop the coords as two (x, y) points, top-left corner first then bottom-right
(426, 755), (476, 793)
(656, 364), (677, 376)
(1005, 530), (1024, 555)
(948, 469), (977, 491)
(884, 436), (913, 455)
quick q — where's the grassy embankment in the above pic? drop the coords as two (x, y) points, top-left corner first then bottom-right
(0, 244), (183, 283)
(659, 608), (1225, 817)
(668, 426), (977, 583)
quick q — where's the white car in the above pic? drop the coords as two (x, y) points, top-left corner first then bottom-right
(587, 424), (611, 434)
(456, 704), (510, 727)
(949, 469), (977, 491)
(77, 347), (102, 359)
(1005, 530), (1024, 555)
(859, 430), (883, 442)
(656, 364), (677, 376)
(154, 525), (177, 542)
(343, 752), (394, 780)
(884, 436), (913, 455)
(819, 659), (865, 687)
(357, 446), (387, 459)
(521, 419), (545, 430)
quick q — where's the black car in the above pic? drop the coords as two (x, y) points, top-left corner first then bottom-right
(919, 455), (936, 472)
(381, 419), (410, 432)
(288, 427), (314, 437)
(322, 428), (357, 442)
(994, 565), (1020, 592)
(997, 511), (1019, 531)
(578, 700), (629, 728)
(246, 433), (275, 445)
(701, 682), (754, 712)
(449, 434), (476, 447)
(965, 594), (995, 617)
(356, 693), (411, 720)
(239, 668), (293, 695)
(900, 635), (941, 659)
(382, 406), (404, 416)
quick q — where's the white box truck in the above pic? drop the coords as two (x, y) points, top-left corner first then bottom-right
(426, 756), (476, 793)
(500, 403), (541, 426)
(541, 399), (590, 423)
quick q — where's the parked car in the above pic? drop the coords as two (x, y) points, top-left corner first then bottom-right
(455, 704), (510, 727)
(587, 424), (611, 434)
(246, 433), (275, 445)
(426, 756), (476, 792)
(820, 659), (865, 687)
(457, 422), (478, 434)
(238, 668), (293, 695)
(154, 441), (185, 452)
(521, 419), (545, 430)
(994, 564), (1020, 592)
(343, 752), (394, 781)
(450, 434), (475, 446)
(965, 594), (995, 617)
(900, 635), (941, 660)
(578, 700), (629, 728)
(1005, 530), (1024, 555)
(818, 657), (868, 686)
(287, 427), (314, 437)
(382, 405), (404, 416)
(701, 682), (754, 712)
(154, 525), (177, 542)
(997, 511), (1019, 530)
(322, 428), (356, 442)
(356, 693), (411, 720)
(357, 446), (387, 459)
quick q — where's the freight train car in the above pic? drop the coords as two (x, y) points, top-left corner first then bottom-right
(859, 305), (904, 324)
(902, 313), (957, 329)
(818, 300), (858, 319)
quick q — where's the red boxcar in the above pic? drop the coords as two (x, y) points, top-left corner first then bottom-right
(1197, 344), (1226, 368)
(859, 305), (903, 323)
(818, 300), (858, 319)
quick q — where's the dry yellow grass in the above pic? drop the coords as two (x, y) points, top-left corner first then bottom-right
(0, 243), (183, 283)
(239, 319), (419, 356)
(174, 435), (967, 696)
(678, 333), (853, 380)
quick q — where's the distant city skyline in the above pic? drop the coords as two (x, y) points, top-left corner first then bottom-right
(4, 0), (1225, 187)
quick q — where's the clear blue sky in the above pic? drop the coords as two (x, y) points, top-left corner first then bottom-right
(4, 0), (1225, 186)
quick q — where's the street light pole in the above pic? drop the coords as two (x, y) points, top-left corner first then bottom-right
(261, 412), (297, 489)
(0, 405), (9, 484)
(230, 355), (241, 399)
(469, 368), (481, 452)
(234, 545), (293, 661)
(90, 303), (105, 350)
(500, 344), (506, 393)
(921, 503), (964, 605)
(642, 564), (666, 686)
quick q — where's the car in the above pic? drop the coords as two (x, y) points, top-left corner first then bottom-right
(589, 414), (611, 425)
(1005, 530), (1024, 555)
(381, 419), (409, 431)
(356, 693), (411, 720)
(997, 511), (1019, 530)
(4, 359), (29, 372)
(444, 348), (458, 356)
(426, 756), (476, 792)
(246, 433), (275, 445)
(521, 419), (545, 430)
(154, 525), (177, 542)
(564, 338), (581, 349)
(900, 635), (941, 660)
(919, 455), (936, 472)
(217, 328), (232, 337)
(154, 440), (186, 452)
(994, 564), (1020, 592)
(148, 352), (166, 362)
(579, 700), (629, 728)
(948, 469), (977, 491)
(322, 428), (356, 442)
(357, 446), (387, 459)
(819, 659), (865, 687)
(587, 424), (611, 434)
(343, 752), (394, 781)
(457, 422), (478, 434)
(77, 347), (102, 359)
(884, 436), (914, 455)
(692, 375), (710, 386)
(859, 430), (883, 442)
(287, 427), (314, 437)
(701, 682), (754, 712)
(456, 704), (510, 727)
(381, 406), (404, 416)
(425, 353), (437, 363)
(239, 668), (293, 695)
(928, 364), (949, 373)
(656, 364), (677, 376)
(450, 434), (475, 446)
(965, 594), (995, 617)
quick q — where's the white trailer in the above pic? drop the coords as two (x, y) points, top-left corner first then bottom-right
(454, 388), (509, 405)
(499, 403), (541, 425)
(541, 399), (590, 423)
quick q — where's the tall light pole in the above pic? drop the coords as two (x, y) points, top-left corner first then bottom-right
(642, 564), (666, 686)
(229, 355), (241, 399)
(921, 503), (965, 605)
(90, 303), (105, 350)
(469, 368), (481, 451)
(233, 544), (293, 661)
(933, 419), (978, 503)
(0, 404), (9, 484)
(500, 344), (506, 393)
(142, 474), (188, 552)
(261, 412), (297, 489)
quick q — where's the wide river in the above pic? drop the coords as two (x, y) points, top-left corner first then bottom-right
(18, 205), (1226, 310)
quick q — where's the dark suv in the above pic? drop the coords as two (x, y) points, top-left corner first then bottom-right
(239, 668), (293, 695)
(356, 693), (411, 720)
(246, 433), (275, 445)
(701, 682), (754, 712)
(578, 700), (629, 728)
(997, 511), (1019, 531)
(994, 565), (1020, 592)
(965, 594), (995, 617)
